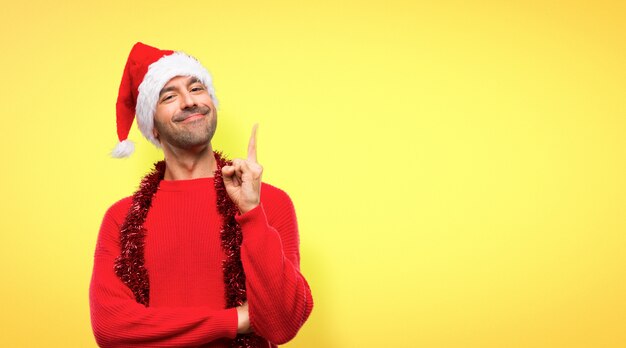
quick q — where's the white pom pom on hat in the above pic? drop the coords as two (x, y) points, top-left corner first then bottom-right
(111, 42), (218, 158)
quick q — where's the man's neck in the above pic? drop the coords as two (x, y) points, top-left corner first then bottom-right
(162, 143), (217, 180)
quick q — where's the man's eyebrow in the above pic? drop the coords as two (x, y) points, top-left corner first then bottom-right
(159, 85), (177, 98)
(159, 77), (203, 98)
(188, 77), (201, 85)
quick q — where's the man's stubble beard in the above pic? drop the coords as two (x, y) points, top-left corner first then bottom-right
(154, 110), (217, 150)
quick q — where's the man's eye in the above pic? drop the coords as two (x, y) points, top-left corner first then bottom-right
(162, 95), (174, 102)
(191, 85), (205, 92)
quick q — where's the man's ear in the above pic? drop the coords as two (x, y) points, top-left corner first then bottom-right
(152, 127), (159, 142)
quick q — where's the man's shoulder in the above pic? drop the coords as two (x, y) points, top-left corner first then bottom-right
(260, 182), (296, 216)
(109, 195), (133, 210)
(260, 182), (292, 202)
(96, 196), (133, 243)
(102, 196), (133, 222)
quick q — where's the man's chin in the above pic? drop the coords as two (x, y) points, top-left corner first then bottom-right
(169, 132), (215, 150)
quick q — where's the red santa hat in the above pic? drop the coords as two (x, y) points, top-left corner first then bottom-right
(112, 42), (218, 157)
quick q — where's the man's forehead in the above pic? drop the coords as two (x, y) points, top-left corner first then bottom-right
(163, 75), (201, 88)
(159, 76), (203, 96)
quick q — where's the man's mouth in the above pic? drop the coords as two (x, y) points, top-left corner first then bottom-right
(174, 108), (210, 123)
(179, 113), (205, 123)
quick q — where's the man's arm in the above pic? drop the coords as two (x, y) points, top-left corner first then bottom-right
(89, 200), (241, 347)
(236, 186), (314, 345)
(221, 125), (314, 344)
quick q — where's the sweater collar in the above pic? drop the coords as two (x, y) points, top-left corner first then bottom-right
(158, 177), (215, 192)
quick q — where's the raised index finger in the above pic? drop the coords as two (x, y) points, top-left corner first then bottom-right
(247, 123), (258, 162)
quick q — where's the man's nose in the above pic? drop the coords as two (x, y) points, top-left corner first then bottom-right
(180, 91), (197, 109)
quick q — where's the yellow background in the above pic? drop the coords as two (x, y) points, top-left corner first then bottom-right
(1, 1), (625, 347)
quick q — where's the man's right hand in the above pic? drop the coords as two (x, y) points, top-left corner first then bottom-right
(236, 301), (253, 334)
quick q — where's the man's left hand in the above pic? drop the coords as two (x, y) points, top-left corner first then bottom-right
(222, 124), (263, 214)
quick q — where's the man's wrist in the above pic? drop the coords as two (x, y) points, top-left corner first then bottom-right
(239, 203), (259, 215)
(236, 303), (251, 334)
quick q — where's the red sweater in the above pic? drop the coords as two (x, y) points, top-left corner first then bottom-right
(89, 178), (313, 347)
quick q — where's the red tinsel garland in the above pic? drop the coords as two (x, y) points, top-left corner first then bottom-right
(114, 152), (265, 347)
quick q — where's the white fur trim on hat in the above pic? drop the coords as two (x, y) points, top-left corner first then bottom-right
(111, 139), (135, 158)
(136, 52), (218, 147)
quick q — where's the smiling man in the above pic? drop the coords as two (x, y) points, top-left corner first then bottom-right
(154, 76), (216, 151)
(89, 42), (313, 348)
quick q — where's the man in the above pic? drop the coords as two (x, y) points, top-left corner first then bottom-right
(89, 42), (313, 348)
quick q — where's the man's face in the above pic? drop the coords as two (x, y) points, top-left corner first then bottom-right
(153, 75), (217, 150)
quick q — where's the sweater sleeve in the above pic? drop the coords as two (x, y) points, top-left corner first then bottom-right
(235, 186), (314, 345)
(89, 199), (238, 348)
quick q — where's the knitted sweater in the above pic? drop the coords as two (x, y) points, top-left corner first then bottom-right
(89, 177), (313, 347)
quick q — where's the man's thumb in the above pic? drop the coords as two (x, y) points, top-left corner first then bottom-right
(222, 166), (234, 183)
